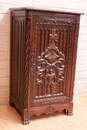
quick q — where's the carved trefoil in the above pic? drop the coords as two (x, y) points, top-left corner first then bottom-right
(36, 28), (65, 97)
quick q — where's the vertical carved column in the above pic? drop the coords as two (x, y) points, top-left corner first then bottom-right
(23, 17), (30, 108)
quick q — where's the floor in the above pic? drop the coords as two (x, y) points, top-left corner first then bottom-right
(0, 94), (87, 130)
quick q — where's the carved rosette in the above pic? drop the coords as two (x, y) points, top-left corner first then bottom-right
(45, 106), (54, 114)
(36, 28), (65, 97)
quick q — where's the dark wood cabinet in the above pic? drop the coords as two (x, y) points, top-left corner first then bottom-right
(10, 7), (81, 124)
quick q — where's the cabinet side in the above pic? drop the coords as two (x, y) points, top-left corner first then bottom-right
(70, 15), (81, 101)
(10, 10), (27, 115)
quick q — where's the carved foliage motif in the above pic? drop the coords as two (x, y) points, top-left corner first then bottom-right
(40, 96), (69, 106)
(43, 17), (74, 24)
(33, 13), (77, 25)
(36, 29), (65, 97)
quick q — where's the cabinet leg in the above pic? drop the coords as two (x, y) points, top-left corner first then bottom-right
(64, 109), (67, 114)
(67, 102), (73, 116)
(67, 108), (73, 116)
(22, 118), (30, 125)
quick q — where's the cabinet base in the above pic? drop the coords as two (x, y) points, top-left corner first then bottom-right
(10, 99), (73, 125)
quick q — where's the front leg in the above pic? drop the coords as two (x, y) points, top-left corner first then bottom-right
(67, 102), (73, 116)
(67, 108), (73, 116)
(22, 117), (30, 125)
(22, 109), (30, 125)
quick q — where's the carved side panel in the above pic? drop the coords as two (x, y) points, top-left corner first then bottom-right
(11, 17), (25, 105)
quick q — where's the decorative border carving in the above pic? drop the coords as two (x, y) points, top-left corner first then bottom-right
(28, 103), (72, 117)
(40, 96), (69, 106)
(23, 14), (30, 108)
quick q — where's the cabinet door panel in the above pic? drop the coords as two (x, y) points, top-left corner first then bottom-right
(29, 11), (76, 107)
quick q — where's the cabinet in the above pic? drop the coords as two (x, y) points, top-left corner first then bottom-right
(10, 7), (81, 124)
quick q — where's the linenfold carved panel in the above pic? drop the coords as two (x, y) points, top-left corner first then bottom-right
(36, 28), (65, 97)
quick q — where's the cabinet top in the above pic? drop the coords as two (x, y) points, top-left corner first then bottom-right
(9, 6), (83, 15)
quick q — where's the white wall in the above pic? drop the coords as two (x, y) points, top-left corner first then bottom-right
(0, 0), (87, 105)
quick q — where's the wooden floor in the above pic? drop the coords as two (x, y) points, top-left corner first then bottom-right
(0, 94), (87, 130)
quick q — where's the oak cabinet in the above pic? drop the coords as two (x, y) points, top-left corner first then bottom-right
(10, 7), (81, 124)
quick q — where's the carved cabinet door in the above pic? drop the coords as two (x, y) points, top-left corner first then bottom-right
(28, 11), (78, 107)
